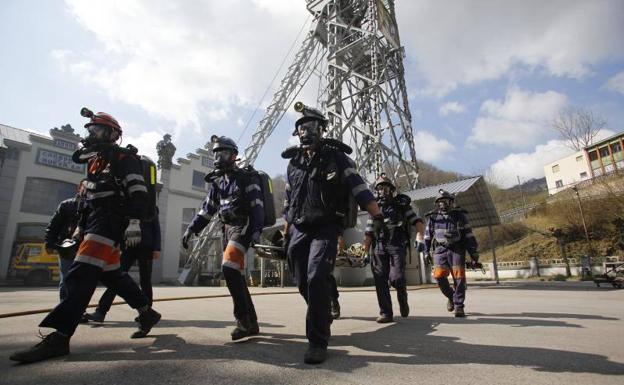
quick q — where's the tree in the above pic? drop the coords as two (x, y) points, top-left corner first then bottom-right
(552, 107), (607, 151)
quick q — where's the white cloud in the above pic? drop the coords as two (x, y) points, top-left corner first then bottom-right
(123, 130), (163, 164)
(396, 1), (624, 96)
(469, 88), (568, 148)
(487, 129), (616, 188)
(414, 131), (455, 162)
(487, 139), (574, 188)
(439, 102), (466, 116)
(58, 0), (308, 133)
(604, 71), (624, 95)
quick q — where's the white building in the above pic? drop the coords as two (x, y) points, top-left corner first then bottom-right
(544, 151), (591, 195)
(0, 123), (215, 284)
(0, 124), (86, 280)
(155, 139), (215, 283)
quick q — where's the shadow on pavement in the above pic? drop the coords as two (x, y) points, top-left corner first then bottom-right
(471, 281), (618, 292)
(469, 312), (620, 321)
(85, 318), (285, 330)
(48, 314), (624, 376)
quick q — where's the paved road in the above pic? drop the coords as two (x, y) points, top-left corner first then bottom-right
(0, 281), (622, 385)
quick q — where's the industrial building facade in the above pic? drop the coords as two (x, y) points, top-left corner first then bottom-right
(0, 123), (213, 283)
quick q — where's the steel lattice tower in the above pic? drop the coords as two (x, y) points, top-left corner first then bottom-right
(179, 0), (418, 284)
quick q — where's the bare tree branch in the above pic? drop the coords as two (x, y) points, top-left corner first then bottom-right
(552, 107), (607, 151)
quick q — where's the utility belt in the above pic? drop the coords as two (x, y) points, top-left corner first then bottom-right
(431, 238), (464, 252)
(292, 208), (343, 226)
(219, 208), (249, 227)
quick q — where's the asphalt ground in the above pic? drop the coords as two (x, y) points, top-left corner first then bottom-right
(0, 281), (622, 385)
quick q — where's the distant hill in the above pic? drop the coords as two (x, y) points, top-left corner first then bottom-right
(417, 161), (464, 187)
(503, 177), (547, 194)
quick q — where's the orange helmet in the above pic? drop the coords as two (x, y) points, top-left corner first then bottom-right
(84, 112), (122, 135)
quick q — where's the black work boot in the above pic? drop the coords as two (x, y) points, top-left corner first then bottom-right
(231, 318), (252, 341)
(376, 314), (394, 323)
(304, 346), (327, 364)
(330, 298), (341, 320)
(399, 300), (410, 318)
(131, 308), (161, 339)
(454, 306), (466, 318)
(446, 299), (455, 312)
(9, 332), (70, 363)
(249, 320), (260, 336)
(84, 311), (105, 323)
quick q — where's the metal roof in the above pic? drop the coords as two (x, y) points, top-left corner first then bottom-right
(404, 176), (500, 228)
(585, 130), (624, 151)
(0, 123), (47, 147)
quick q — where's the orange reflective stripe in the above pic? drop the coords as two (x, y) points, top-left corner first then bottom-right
(452, 266), (466, 279)
(433, 267), (450, 279)
(77, 238), (121, 267)
(223, 243), (246, 270)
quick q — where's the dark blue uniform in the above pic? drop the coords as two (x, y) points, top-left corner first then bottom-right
(424, 208), (478, 309)
(45, 197), (81, 301)
(40, 146), (150, 337)
(284, 146), (374, 349)
(188, 168), (264, 325)
(95, 217), (161, 315)
(365, 200), (421, 318)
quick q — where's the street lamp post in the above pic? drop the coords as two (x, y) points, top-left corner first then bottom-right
(571, 186), (592, 266)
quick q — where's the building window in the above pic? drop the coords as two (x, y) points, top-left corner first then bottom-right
(588, 150), (600, 170)
(580, 172), (588, 179)
(611, 142), (623, 162)
(576, 155), (584, 162)
(201, 155), (214, 168)
(555, 180), (563, 188)
(15, 223), (48, 242)
(179, 208), (196, 268)
(599, 146), (611, 165)
(552, 164), (560, 173)
(21, 178), (77, 216)
(192, 170), (206, 189)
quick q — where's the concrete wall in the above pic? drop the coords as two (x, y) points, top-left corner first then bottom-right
(157, 149), (213, 283)
(464, 263), (605, 280)
(0, 135), (83, 279)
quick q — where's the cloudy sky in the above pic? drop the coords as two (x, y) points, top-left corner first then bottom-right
(1, 0), (623, 188)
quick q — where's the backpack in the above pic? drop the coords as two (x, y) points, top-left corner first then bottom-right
(105, 145), (157, 221)
(205, 166), (276, 228)
(241, 165), (276, 227)
(317, 143), (358, 229)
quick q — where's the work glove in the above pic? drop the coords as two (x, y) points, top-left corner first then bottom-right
(125, 219), (142, 248)
(424, 253), (432, 266)
(363, 254), (370, 265)
(467, 260), (483, 271)
(182, 228), (194, 250)
(470, 252), (480, 263)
